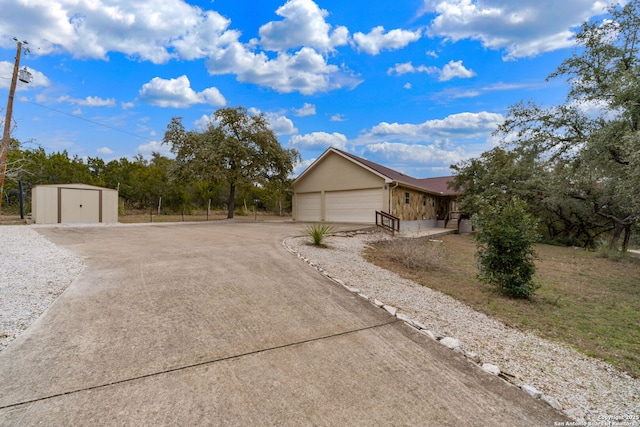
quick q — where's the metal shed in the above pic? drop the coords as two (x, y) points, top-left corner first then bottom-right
(32, 184), (118, 224)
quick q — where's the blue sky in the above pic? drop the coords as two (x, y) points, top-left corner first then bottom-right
(1, 0), (611, 178)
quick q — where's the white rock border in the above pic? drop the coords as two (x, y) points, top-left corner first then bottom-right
(283, 232), (640, 424)
(282, 236), (559, 415)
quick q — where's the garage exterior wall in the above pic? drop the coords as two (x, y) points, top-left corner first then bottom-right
(32, 184), (119, 224)
(293, 151), (388, 223)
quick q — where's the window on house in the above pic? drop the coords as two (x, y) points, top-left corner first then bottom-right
(405, 192), (410, 204)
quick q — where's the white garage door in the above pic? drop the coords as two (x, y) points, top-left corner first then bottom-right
(326, 189), (383, 223)
(296, 192), (322, 221)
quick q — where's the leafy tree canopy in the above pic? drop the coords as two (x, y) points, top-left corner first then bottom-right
(163, 106), (300, 218)
(452, 0), (640, 251)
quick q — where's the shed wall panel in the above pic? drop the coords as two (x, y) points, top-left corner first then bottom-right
(100, 190), (119, 223)
(32, 186), (59, 224)
(60, 188), (100, 223)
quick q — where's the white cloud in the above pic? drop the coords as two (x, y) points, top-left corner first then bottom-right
(57, 95), (116, 107)
(258, 0), (349, 52)
(0, 0), (235, 63)
(404, 82), (412, 89)
(387, 61), (437, 76)
(97, 146), (113, 155)
(438, 60), (476, 81)
(206, 43), (361, 95)
(289, 131), (348, 150)
(434, 81), (543, 100)
(121, 101), (135, 110)
(260, 110), (298, 136)
(137, 140), (172, 157)
(422, 0), (608, 59)
(0, 1), (362, 96)
(330, 114), (346, 122)
(293, 157), (316, 176)
(364, 141), (467, 167)
(194, 114), (215, 131)
(366, 111), (505, 143)
(293, 103), (316, 117)
(138, 75), (226, 108)
(353, 26), (423, 55)
(387, 60), (475, 81)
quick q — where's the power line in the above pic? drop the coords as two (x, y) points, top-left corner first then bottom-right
(21, 99), (159, 142)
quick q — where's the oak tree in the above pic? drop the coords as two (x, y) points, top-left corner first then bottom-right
(163, 107), (299, 219)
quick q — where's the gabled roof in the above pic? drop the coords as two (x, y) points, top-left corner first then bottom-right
(295, 147), (460, 196)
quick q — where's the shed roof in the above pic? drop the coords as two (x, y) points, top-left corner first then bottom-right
(33, 183), (117, 192)
(295, 147), (460, 196)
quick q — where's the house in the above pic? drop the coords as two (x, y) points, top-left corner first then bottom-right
(292, 147), (461, 229)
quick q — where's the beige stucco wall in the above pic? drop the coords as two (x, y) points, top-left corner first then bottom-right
(294, 151), (387, 193)
(293, 151), (390, 221)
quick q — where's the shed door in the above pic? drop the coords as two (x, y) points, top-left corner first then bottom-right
(326, 189), (382, 223)
(60, 188), (100, 223)
(296, 192), (322, 221)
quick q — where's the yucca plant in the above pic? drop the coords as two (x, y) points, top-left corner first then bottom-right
(305, 223), (335, 246)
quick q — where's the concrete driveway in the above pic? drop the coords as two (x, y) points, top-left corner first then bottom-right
(0, 221), (567, 426)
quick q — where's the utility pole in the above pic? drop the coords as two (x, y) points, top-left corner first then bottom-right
(0, 38), (30, 213)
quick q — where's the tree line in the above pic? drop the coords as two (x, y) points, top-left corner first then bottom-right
(2, 107), (299, 218)
(452, 0), (640, 253)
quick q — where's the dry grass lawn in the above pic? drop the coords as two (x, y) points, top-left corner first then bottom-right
(365, 233), (640, 378)
(0, 210), (291, 225)
(118, 210), (290, 223)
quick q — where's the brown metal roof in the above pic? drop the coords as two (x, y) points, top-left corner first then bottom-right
(331, 148), (459, 196)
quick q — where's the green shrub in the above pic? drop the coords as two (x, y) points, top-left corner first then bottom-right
(474, 197), (540, 299)
(305, 223), (334, 246)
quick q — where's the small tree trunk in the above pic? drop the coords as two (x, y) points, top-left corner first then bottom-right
(622, 224), (632, 252)
(227, 182), (235, 219)
(610, 222), (624, 250)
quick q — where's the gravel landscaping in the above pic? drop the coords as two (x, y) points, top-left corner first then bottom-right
(2, 225), (638, 425)
(285, 232), (640, 425)
(0, 226), (85, 351)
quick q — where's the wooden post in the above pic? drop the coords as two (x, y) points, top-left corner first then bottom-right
(0, 40), (24, 213)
